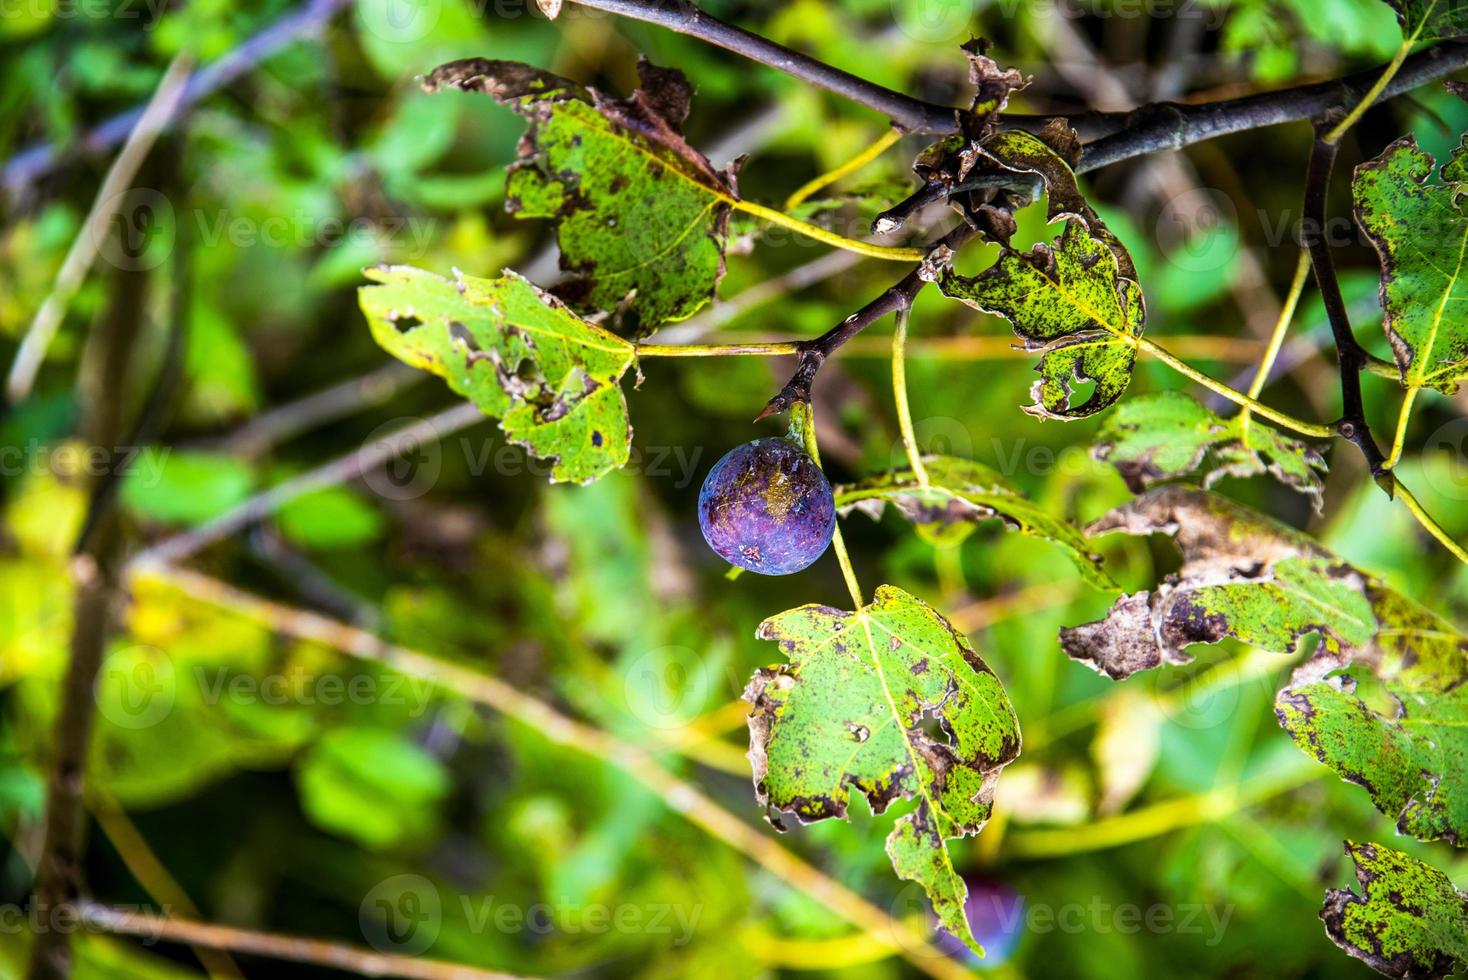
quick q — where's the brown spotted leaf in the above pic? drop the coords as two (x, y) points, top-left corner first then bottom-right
(1060, 487), (1376, 679)
(1276, 586), (1468, 846)
(423, 58), (734, 338)
(935, 220), (1145, 420)
(1354, 131), (1468, 394)
(1321, 841), (1468, 979)
(745, 585), (1020, 954)
(359, 265), (635, 484)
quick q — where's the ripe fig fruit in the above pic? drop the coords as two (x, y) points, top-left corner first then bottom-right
(697, 438), (835, 575)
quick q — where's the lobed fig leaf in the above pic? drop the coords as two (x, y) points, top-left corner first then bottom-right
(745, 585), (1020, 954)
(359, 265), (636, 484)
(423, 58), (734, 337)
(935, 220), (1145, 420)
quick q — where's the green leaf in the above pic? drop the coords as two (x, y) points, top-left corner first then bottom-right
(359, 265), (636, 484)
(295, 726), (450, 850)
(1061, 487), (1376, 679)
(1381, 0), (1468, 42)
(1321, 841), (1468, 979)
(423, 58), (734, 337)
(936, 220), (1145, 419)
(1093, 391), (1327, 509)
(834, 455), (1115, 589)
(120, 451), (254, 526)
(1354, 132), (1468, 394)
(1276, 586), (1468, 845)
(745, 585), (1020, 954)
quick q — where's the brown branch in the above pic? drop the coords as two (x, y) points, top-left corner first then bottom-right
(756, 221), (979, 420)
(79, 903), (522, 980)
(1078, 41), (1468, 173)
(562, 0), (960, 133)
(1302, 125), (1391, 491)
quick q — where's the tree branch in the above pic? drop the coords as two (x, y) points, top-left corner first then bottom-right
(1302, 126), (1391, 488)
(756, 221), (980, 420)
(1077, 40), (1468, 173)
(27, 251), (151, 980)
(563, 0), (960, 133)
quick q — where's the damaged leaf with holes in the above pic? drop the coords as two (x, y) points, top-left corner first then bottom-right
(1093, 391), (1327, 509)
(744, 585), (1020, 954)
(1320, 841), (1468, 980)
(1353, 128), (1468, 395)
(1060, 487), (1376, 679)
(359, 265), (635, 484)
(1276, 586), (1468, 845)
(835, 455), (1114, 589)
(423, 58), (734, 338)
(936, 219), (1145, 419)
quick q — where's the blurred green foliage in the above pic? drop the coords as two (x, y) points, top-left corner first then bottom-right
(3, 0), (1468, 977)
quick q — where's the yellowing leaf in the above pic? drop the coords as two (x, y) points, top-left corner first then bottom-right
(359, 266), (636, 484)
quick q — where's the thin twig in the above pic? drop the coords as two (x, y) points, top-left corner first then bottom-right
(1004, 762), (1318, 858)
(757, 222), (979, 420)
(80, 902), (524, 980)
(88, 791), (242, 978)
(1302, 127), (1391, 485)
(27, 243), (153, 980)
(785, 128), (903, 211)
(1239, 249), (1312, 446)
(889, 306), (928, 487)
(6, 53), (193, 404)
(210, 363), (422, 458)
(133, 566), (975, 980)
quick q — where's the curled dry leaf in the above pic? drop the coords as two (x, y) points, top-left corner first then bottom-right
(1059, 487), (1375, 679)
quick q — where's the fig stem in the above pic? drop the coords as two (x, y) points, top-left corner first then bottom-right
(796, 404), (865, 609)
